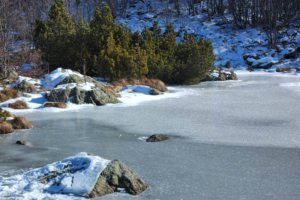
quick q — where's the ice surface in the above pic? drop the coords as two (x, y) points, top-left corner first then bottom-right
(1, 75), (300, 200)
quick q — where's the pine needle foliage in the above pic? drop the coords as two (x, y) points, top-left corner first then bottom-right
(35, 3), (215, 85)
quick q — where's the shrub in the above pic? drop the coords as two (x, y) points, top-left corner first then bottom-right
(0, 121), (14, 134)
(8, 101), (30, 109)
(8, 117), (33, 129)
(111, 78), (168, 92)
(43, 102), (67, 108)
(0, 107), (10, 121)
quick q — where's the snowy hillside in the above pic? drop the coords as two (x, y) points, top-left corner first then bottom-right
(116, 0), (300, 72)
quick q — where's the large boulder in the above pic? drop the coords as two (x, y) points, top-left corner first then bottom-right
(17, 153), (148, 198)
(46, 87), (120, 106)
(89, 159), (149, 197)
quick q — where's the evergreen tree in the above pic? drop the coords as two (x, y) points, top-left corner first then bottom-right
(35, 0), (76, 70)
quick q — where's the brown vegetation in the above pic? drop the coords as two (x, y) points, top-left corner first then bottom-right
(7, 117), (33, 129)
(111, 78), (168, 92)
(276, 67), (300, 73)
(8, 101), (29, 109)
(113, 94), (121, 98)
(102, 86), (122, 94)
(43, 102), (67, 108)
(0, 121), (14, 134)
(0, 88), (18, 103)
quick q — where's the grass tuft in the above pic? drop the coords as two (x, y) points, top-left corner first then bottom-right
(43, 102), (67, 108)
(8, 117), (33, 129)
(8, 101), (30, 109)
(110, 78), (168, 92)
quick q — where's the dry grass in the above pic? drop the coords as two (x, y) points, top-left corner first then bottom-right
(276, 67), (300, 73)
(102, 86), (122, 94)
(8, 117), (33, 129)
(28, 83), (37, 93)
(111, 78), (168, 92)
(113, 94), (121, 98)
(0, 88), (18, 103)
(43, 102), (67, 109)
(0, 121), (14, 134)
(8, 101), (29, 109)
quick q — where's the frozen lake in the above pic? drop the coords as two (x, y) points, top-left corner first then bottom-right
(1, 74), (300, 200)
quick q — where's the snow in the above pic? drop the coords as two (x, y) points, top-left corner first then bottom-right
(0, 153), (111, 199)
(44, 68), (83, 90)
(115, 0), (300, 71)
(248, 57), (279, 66)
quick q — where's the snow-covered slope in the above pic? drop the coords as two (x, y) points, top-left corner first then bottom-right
(116, 0), (300, 71)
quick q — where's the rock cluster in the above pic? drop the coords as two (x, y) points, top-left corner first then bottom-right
(46, 74), (120, 106)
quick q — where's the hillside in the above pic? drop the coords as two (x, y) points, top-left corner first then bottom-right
(116, 0), (300, 72)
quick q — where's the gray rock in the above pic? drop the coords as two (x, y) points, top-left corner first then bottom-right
(205, 73), (214, 81)
(56, 74), (106, 89)
(17, 91), (31, 98)
(150, 88), (162, 95)
(216, 73), (226, 81)
(16, 140), (27, 145)
(146, 134), (171, 142)
(46, 87), (120, 106)
(17, 80), (36, 93)
(89, 159), (149, 198)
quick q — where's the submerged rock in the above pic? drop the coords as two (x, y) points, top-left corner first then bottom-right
(146, 134), (171, 142)
(16, 140), (27, 145)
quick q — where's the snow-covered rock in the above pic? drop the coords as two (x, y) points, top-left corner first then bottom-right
(0, 153), (148, 198)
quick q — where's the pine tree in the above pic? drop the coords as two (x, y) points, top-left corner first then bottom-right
(35, 0), (76, 70)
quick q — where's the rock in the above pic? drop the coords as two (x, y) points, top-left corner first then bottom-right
(216, 73), (226, 81)
(8, 70), (18, 79)
(17, 91), (31, 98)
(149, 88), (162, 95)
(243, 54), (260, 61)
(46, 87), (120, 106)
(16, 140), (27, 145)
(284, 51), (299, 59)
(146, 134), (171, 142)
(224, 61), (231, 68)
(297, 47), (300, 53)
(205, 73), (214, 81)
(17, 80), (37, 93)
(89, 159), (149, 198)
(56, 74), (106, 89)
(252, 62), (274, 69)
(225, 71), (238, 80)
